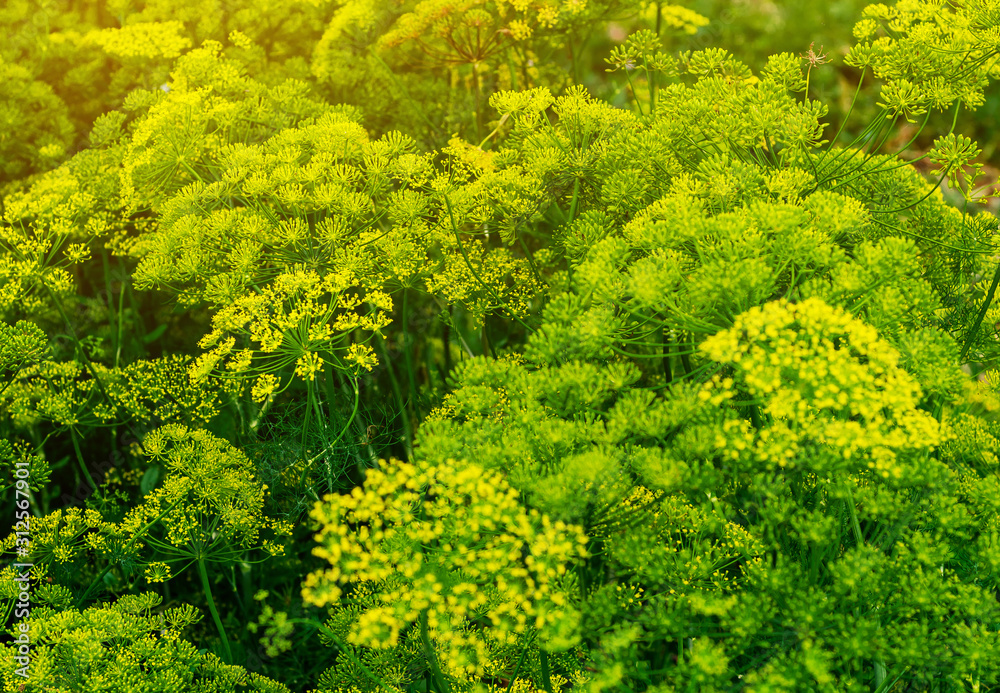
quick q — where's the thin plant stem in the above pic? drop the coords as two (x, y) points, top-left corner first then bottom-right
(299, 380), (314, 465)
(661, 326), (672, 384)
(312, 385), (336, 493)
(624, 68), (646, 121)
(198, 556), (233, 664)
(421, 611), (452, 693)
(504, 630), (538, 693)
(297, 377), (360, 491)
(69, 428), (99, 493)
(41, 283), (114, 411)
(371, 326), (414, 458)
(402, 288), (420, 420)
(441, 320), (453, 382)
(819, 67), (868, 156)
(960, 259), (1000, 362)
(539, 650), (554, 693)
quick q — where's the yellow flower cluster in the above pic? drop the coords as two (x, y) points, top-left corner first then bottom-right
(0, 230), (82, 319)
(0, 589), (291, 692)
(192, 269), (392, 390)
(121, 425), (292, 558)
(85, 21), (193, 61)
(700, 298), (943, 478)
(0, 507), (119, 566)
(657, 5), (710, 34)
(847, 0), (996, 116)
(425, 243), (542, 326)
(144, 561), (173, 583)
(302, 458), (588, 675)
(0, 361), (117, 429)
(106, 354), (232, 424)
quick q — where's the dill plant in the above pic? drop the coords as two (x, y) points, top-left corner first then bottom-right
(4, 0), (1000, 691)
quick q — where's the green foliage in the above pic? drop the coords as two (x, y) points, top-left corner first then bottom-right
(0, 0), (331, 186)
(6, 0), (1000, 691)
(310, 0), (707, 145)
(0, 586), (291, 692)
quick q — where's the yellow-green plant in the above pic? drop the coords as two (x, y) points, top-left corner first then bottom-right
(302, 456), (588, 690)
(6, 0), (1000, 690)
(114, 425), (294, 663)
(0, 585), (291, 692)
(311, 0), (707, 145)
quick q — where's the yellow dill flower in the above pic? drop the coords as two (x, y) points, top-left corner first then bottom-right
(303, 457), (588, 671)
(251, 373), (280, 403)
(701, 297), (943, 479)
(144, 562), (172, 583)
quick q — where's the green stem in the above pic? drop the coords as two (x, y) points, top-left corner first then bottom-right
(874, 658), (887, 689)
(960, 259), (1000, 362)
(0, 591), (15, 628)
(198, 556), (233, 664)
(312, 385), (335, 494)
(567, 178), (581, 223)
(300, 380), (314, 464)
(248, 388), (275, 435)
(661, 327), (672, 384)
(297, 378), (360, 491)
(471, 61), (482, 142)
(372, 326), (413, 458)
(480, 323), (492, 358)
(845, 486), (864, 547)
(624, 68), (646, 121)
(645, 63), (656, 118)
(569, 35), (578, 85)
(517, 234), (543, 286)
(539, 649), (554, 693)
(322, 360), (339, 425)
(478, 113), (510, 149)
(69, 428), (99, 492)
(114, 261), (128, 367)
(679, 333), (694, 375)
(504, 630), (538, 693)
(402, 288), (420, 420)
(421, 611), (452, 693)
(98, 247), (125, 369)
(451, 308), (476, 358)
(812, 109), (890, 188)
(41, 282), (114, 412)
(822, 67), (867, 155)
(441, 320), (453, 383)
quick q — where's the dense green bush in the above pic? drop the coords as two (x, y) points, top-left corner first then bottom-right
(4, 0), (1000, 691)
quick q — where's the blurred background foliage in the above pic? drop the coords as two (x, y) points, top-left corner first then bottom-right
(6, 0), (998, 199)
